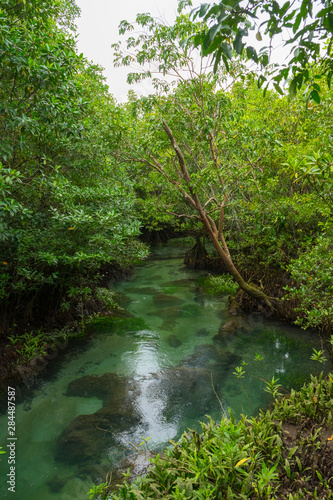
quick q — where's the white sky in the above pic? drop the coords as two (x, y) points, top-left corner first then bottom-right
(74, 0), (290, 102)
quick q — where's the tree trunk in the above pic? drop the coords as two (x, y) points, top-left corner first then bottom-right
(162, 121), (275, 311)
(184, 236), (209, 268)
(204, 224), (274, 310)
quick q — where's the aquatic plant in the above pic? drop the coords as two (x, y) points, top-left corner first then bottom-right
(264, 376), (282, 399)
(87, 481), (110, 500)
(199, 274), (239, 296)
(5, 326), (74, 366)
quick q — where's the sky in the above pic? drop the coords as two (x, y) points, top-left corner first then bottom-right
(74, 0), (289, 102)
(75, 0), (201, 101)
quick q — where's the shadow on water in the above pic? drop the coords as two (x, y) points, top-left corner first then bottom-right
(0, 245), (329, 499)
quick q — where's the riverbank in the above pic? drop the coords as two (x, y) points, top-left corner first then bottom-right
(106, 371), (333, 499)
(0, 261), (134, 393)
(182, 235), (333, 342)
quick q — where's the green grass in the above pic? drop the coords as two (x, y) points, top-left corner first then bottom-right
(198, 274), (239, 296)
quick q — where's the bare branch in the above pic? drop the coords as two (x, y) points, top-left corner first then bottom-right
(162, 121), (192, 185)
(204, 196), (216, 208)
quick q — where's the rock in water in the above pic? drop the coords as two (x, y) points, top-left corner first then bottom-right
(180, 344), (241, 371)
(152, 293), (184, 308)
(46, 474), (74, 493)
(196, 328), (209, 337)
(167, 334), (182, 348)
(55, 373), (140, 465)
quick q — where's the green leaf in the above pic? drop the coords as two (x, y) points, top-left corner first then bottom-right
(300, 0), (309, 19)
(289, 77), (298, 98)
(293, 12), (303, 33)
(203, 24), (221, 51)
(208, 24), (221, 42)
(193, 33), (204, 48)
(246, 46), (258, 63)
(222, 53), (230, 72)
(257, 74), (266, 89)
(310, 89), (320, 104)
(222, 42), (233, 60)
(233, 34), (243, 54)
(213, 47), (223, 73)
(273, 83), (284, 95)
(204, 35), (222, 55)
(281, 1), (291, 15)
(261, 54), (269, 66)
(327, 13), (333, 32)
(199, 3), (210, 18)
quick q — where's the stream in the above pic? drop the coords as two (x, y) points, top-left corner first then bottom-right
(0, 244), (328, 499)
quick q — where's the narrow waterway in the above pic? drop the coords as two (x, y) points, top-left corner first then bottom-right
(0, 245), (328, 499)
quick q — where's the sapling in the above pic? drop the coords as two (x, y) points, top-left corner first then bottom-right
(310, 349), (327, 364)
(264, 376), (282, 399)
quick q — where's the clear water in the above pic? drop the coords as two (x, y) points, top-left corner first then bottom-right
(0, 245), (328, 499)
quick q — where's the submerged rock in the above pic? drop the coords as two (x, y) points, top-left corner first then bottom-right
(162, 278), (195, 288)
(66, 373), (122, 401)
(213, 317), (254, 344)
(55, 347), (241, 471)
(108, 452), (155, 489)
(180, 344), (241, 371)
(213, 320), (237, 343)
(109, 309), (135, 319)
(147, 366), (214, 419)
(160, 318), (177, 331)
(196, 328), (209, 337)
(148, 305), (181, 330)
(167, 334), (182, 348)
(46, 474), (75, 493)
(154, 306), (182, 321)
(55, 373), (140, 465)
(181, 304), (202, 317)
(147, 345), (241, 422)
(153, 293), (184, 308)
(221, 320), (237, 331)
(125, 286), (157, 295)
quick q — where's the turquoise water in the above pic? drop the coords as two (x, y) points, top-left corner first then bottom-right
(0, 245), (328, 499)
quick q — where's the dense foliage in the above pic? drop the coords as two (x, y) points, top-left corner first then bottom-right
(0, 0), (146, 334)
(1, 0), (332, 350)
